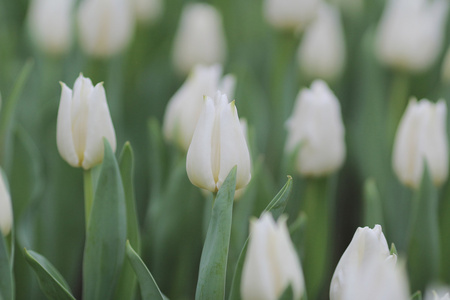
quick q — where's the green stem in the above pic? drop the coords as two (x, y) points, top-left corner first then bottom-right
(84, 169), (94, 228)
(387, 72), (409, 146)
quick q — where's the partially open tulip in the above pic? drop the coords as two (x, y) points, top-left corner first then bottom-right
(163, 64), (235, 151)
(376, 0), (448, 73)
(186, 91), (250, 192)
(0, 170), (12, 236)
(241, 213), (305, 300)
(77, 0), (134, 58)
(285, 80), (345, 177)
(172, 3), (227, 75)
(330, 225), (407, 300)
(297, 3), (346, 82)
(392, 98), (448, 189)
(57, 74), (116, 170)
(27, 0), (74, 56)
(263, 0), (319, 31)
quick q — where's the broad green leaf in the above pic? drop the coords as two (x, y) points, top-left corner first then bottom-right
(363, 178), (384, 228)
(195, 167), (237, 300)
(228, 176), (294, 300)
(126, 241), (166, 300)
(23, 249), (75, 300)
(83, 140), (127, 300)
(114, 142), (141, 300)
(0, 234), (13, 300)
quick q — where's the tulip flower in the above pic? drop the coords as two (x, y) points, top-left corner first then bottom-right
(330, 225), (408, 300)
(241, 213), (305, 300)
(57, 74), (116, 170)
(0, 170), (12, 236)
(285, 80), (345, 177)
(172, 3), (227, 75)
(425, 287), (450, 300)
(163, 64), (235, 151)
(132, 0), (163, 24)
(263, 0), (319, 31)
(392, 98), (448, 189)
(186, 91), (250, 192)
(376, 0), (448, 73)
(77, 0), (134, 58)
(27, 0), (74, 55)
(297, 3), (346, 82)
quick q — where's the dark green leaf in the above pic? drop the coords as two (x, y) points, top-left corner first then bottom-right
(0, 234), (13, 300)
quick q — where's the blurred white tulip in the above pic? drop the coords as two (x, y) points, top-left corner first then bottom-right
(0, 170), (12, 237)
(297, 3), (346, 82)
(57, 74), (116, 170)
(425, 286), (450, 300)
(27, 0), (74, 55)
(77, 0), (134, 58)
(376, 0), (448, 73)
(241, 213), (305, 300)
(285, 80), (345, 176)
(392, 98), (448, 189)
(263, 0), (319, 31)
(186, 91), (250, 192)
(163, 64), (235, 151)
(172, 3), (227, 75)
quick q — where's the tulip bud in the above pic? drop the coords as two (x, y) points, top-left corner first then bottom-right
(77, 0), (134, 58)
(57, 74), (116, 170)
(297, 3), (346, 82)
(0, 170), (12, 236)
(376, 0), (448, 73)
(27, 0), (74, 56)
(241, 213), (305, 300)
(330, 225), (408, 300)
(263, 0), (319, 31)
(163, 64), (235, 151)
(392, 98), (448, 189)
(172, 3), (227, 75)
(186, 91), (250, 192)
(132, 0), (163, 24)
(285, 80), (345, 177)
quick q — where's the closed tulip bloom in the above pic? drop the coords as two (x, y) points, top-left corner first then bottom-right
(285, 80), (345, 177)
(132, 0), (163, 24)
(163, 64), (235, 151)
(263, 0), (319, 31)
(330, 225), (402, 300)
(172, 3), (227, 75)
(186, 91), (250, 192)
(392, 99), (448, 189)
(376, 0), (448, 73)
(241, 213), (305, 300)
(297, 3), (346, 82)
(27, 0), (74, 55)
(57, 74), (116, 170)
(77, 0), (134, 58)
(0, 171), (12, 236)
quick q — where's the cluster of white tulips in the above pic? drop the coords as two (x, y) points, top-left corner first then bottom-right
(2, 0), (450, 299)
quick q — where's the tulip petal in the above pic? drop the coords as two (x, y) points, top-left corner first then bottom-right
(0, 171), (12, 236)
(56, 83), (79, 167)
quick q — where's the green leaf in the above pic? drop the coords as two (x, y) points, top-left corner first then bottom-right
(363, 178), (384, 228)
(126, 241), (167, 300)
(195, 167), (237, 300)
(23, 249), (75, 300)
(114, 142), (141, 300)
(228, 176), (294, 300)
(278, 285), (293, 300)
(83, 139), (127, 300)
(147, 118), (166, 200)
(0, 234), (13, 300)
(410, 291), (422, 300)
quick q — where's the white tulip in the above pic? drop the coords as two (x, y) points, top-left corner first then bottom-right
(425, 287), (450, 300)
(392, 98), (448, 189)
(285, 80), (345, 177)
(297, 3), (346, 82)
(241, 213), (305, 300)
(77, 0), (134, 58)
(330, 225), (408, 300)
(376, 0), (448, 73)
(172, 3), (227, 75)
(132, 0), (163, 24)
(163, 64), (235, 151)
(57, 74), (116, 170)
(27, 0), (74, 55)
(263, 0), (319, 31)
(186, 91), (250, 192)
(0, 170), (12, 237)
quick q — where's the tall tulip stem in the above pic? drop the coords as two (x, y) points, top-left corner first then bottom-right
(84, 169), (94, 228)
(387, 72), (409, 145)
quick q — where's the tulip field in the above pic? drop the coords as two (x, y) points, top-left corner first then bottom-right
(2, 0), (450, 299)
